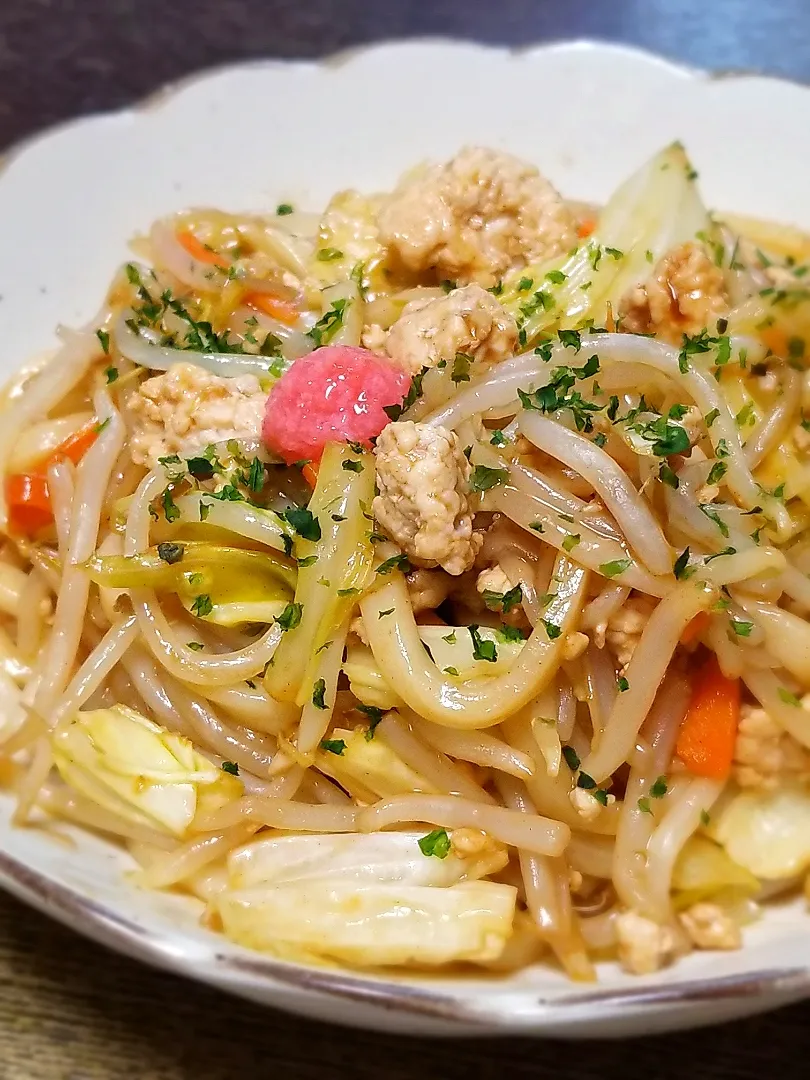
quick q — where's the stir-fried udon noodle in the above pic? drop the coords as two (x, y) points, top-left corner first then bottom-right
(3, 141), (810, 978)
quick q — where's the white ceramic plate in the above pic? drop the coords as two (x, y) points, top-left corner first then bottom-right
(2, 39), (810, 1038)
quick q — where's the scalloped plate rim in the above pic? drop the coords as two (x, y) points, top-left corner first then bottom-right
(2, 37), (810, 1036)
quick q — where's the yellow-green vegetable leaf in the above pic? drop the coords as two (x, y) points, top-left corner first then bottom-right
(51, 705), (242, 838)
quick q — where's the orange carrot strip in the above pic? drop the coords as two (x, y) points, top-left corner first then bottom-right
(676, 655), (740, 779)
(759, 326), (790, 359)
(577, 217), (596, 239)
(245, 292), (299, 327)
(176, 229), (230, 270)
(5, 473), (54, 536)
(5, 419), (101, 537)
(681, 611), (710, 646)
(47, 419), (100, 467)
(302, 462), (319, 488)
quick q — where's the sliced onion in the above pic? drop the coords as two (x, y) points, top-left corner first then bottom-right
(150, 220), (230, 293)
(114, 312), (282, 378)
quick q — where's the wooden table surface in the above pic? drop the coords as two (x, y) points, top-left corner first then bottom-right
(2, 2), (810, 1076)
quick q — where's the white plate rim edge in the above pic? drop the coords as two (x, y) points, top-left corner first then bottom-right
(1, 36), (810, 1034)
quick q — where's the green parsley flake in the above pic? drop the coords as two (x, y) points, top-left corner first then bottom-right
(735, 402), (756, 427)
(706, 461), (727, 485)
(558, 329), (581, 351)
(470, 465), (509, 492)
(191, 594), (213, 618)
(418, 828), (451, 859)
(276, 603), (303, 631)
(673, 546), (693, 580)
(650, 775), (668, 798)
(96, 329), (110, 353)
(562, 745), (580, 771)
(468, 625), (497, 663)
(316, 247), (344, 262)
(383, 369), (425, 422)
(599, 559), (631, 578)
(778, 687), (802, 707)
(221, 761), (239, 775)
(482, 584), (523, 615)
(705, 546), (737, 562)
(356, 703), (384, 739)
(156, 542), (184, 565)
(617, 676), (630, 692)
(542, 619), (561, 640)
(659, 462), (680, 489)
(700, 503), (730, 537)
(320, 738), (345, 755)
(451, 353), (472, 384)
(186, 456), (216, 480)
(161, 487), (180, 524)
(376, 553), (411, 575)
(312, 679), (328, 710)
(307, 299), (350, 348)
(283, 506), (321, 542)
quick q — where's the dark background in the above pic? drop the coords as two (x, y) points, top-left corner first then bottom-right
(2, 1), (810, 1077)
(3, 0), (810, 152)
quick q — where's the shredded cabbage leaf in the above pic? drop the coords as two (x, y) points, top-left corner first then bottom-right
(51, 705), (242, 837)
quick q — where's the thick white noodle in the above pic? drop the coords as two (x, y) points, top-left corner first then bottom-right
(33, 386), (126, 717)
(519, 412), (673, 577)
(358, 794), (571, 857)
(582, 583), (711, 783)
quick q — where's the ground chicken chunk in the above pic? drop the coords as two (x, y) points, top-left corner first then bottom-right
(378, 146), (576, 285)
(569, 787), (615, 822)
(733, 702), (810, 789)
(385, 284), (517, 374)
(373, 421), (481, 575)
(679, 903), (742, 951)
(615, 911), (676, 976)
(361, 323), (388, 352)
(450, 828), (497, 858)
(476, 564), (515, 597)
(619, 242), (728, 344)
(406, 567), (453, 614)
(604, 596), (656, 673)
(562, 632), (590, 662)
(129, 364), (266, 468)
